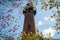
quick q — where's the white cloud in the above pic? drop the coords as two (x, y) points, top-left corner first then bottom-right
(44, 17), (49, 21)
(44, 17), (55, 21)
(38, 21), (42, 25)
(37, 21), (43, 26)
(42, 27), (56, 38)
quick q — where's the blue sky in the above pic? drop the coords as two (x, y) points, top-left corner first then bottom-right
(0, 0), (60, 40)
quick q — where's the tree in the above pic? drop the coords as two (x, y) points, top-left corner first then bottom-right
(40, 0), (60, 30)
(0, 0), (60, 40)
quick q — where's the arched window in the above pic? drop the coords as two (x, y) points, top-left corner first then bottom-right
(28, 25), (30, 30)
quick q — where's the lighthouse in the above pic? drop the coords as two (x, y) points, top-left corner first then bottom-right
(23, 3), (36, 34)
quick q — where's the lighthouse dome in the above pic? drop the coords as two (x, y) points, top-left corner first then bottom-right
(23, 3), (36, 15)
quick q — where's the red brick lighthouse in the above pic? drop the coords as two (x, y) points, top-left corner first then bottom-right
(23, 3), (36, 34)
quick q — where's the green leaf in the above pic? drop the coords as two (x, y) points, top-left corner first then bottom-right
(51, 16), (53, 18)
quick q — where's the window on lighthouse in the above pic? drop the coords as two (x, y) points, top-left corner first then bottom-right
(28, 25), (30, 30)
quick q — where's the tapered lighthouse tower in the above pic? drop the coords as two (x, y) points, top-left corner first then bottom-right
(23, 3), (36, 34)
